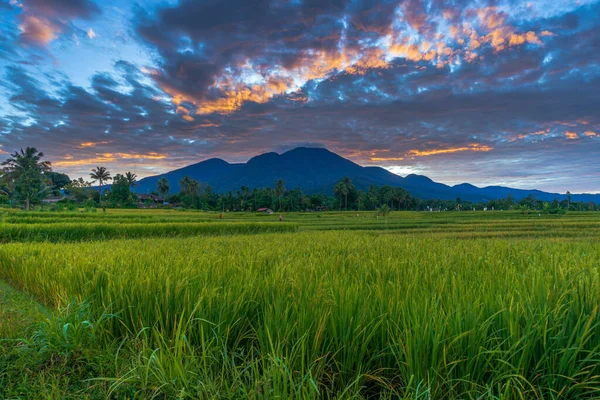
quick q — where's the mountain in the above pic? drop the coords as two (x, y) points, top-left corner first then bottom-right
(133, 147), (599, 203)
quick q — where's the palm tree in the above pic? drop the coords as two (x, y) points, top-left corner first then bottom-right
(241, 186), (250, 210)
(90, 166), (112, 197)
(334, 177), (353, 210)
(334, 181), (346, 210)
(1, 147), (51, 210)
(179, 176), (200, 208)
(393, 187), (408, 210)
(275, 178), (285, 211)
(157, 177), (170, 198)
(125, 172), (138, 188)
(341, 177), (353, 210)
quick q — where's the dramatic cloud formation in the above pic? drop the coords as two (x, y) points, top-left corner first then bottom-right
(0, 0), (599, 192)
(15, 0), (100, 45)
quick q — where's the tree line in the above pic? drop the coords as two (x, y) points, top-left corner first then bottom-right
(1, 147), (597, 212)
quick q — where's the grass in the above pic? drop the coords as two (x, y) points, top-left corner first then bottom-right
(0, 221), (298, 242)
(0, 210), (599, 398)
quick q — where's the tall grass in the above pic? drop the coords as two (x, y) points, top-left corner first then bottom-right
(0, 222), (298, 242)
(2, 231), (600, 398)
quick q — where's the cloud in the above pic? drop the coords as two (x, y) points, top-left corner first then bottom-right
(134, 0), (555, 116)
(87, 28), (97, 39)
(18, 15), (59, 45)
(565, 131), (579, 139)
(0, 0), (599, 193)
(20, 0), (99, 19)
(78, 141), (110, 148)
(16, 0), (100, 46)
(406, 145), (493, 157)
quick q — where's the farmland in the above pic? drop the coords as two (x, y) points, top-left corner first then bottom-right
(1, 209), (600, 399)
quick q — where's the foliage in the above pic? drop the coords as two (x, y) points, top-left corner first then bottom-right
(64, 178), (95, 203)
(1, 147), (52, 210)
(156, 177), (170, 198)
(377, 203), (390, 216)
(107, 174), (134, 207)
(45, 172), (72, 196)
(124, 172), (137, 188)
(179, 176), (201, 208)
(89, 166), (111, 197)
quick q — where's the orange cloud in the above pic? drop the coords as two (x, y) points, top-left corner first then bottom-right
(54, 155), (116, 167)
(54, 152), (167, 167)
(584, 131), (596, 137)
(19, 16), (59, 45)
(525, 31), (542, 45)
(115, 152), (167, 160)
(407, 144), (492, 157)
(78, 141), (110, 148)
(565, 131), (579, 139)
(531, 128), (550, 135)
(477, 7), (506, 30)
(370, 157), (405, 161)
(148, 5), (550, 115)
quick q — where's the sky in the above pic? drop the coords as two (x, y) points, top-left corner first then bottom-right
(0, 0), (599, 193)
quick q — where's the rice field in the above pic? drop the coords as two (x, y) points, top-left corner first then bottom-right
(1, 209), (600, 399)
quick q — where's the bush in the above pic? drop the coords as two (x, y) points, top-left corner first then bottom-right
(84, 198), (97, 213)
(378, 204), (390, 216)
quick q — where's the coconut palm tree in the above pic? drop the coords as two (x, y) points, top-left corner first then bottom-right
(340, 177), (354, 210)
(125, 172), (138, 188)
(179, 176), (200, 208)
(334, 181), (346, 210)
(1, 147), (51, 210)
(90, 166), (111, 197)
(157, 177), (170, 198)
(275, 179), (285, 211)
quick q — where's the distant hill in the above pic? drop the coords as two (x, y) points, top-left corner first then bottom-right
(133, 147), (599, 203)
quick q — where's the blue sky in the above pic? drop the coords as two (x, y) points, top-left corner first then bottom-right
(1, 0), (599, 193)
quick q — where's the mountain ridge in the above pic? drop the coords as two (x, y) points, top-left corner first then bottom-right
(133, 147), (599, 203)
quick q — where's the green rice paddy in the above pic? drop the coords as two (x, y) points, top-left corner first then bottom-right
(1, 209), (599, 399)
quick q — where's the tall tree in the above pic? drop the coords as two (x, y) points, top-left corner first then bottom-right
(341, 177), (355, 210)
(65, 178), (94, 202)
(90, 166), (112, 197)
(393, 187), (409, 210)
(110, 174), (133, 205)
(1, 147), (51, 210)
(179, 176), (201, 208)
(125, 172), (138, 188)
(333, 181), (346, 210)
(242, 186), (250, 210)
(157, 177), (170, 198)
(46, 171), (71, 195)
(334, 177), (354, 210)
(275, 179), (285, 211)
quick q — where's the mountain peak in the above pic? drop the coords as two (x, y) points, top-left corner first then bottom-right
(282, 147), (330, 155)
(246, 152), (280, 166)
(133, 147), (599, 203)
(199, 158), (230, 166)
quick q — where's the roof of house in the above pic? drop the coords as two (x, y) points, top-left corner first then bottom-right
(42, 196), (65, 203)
